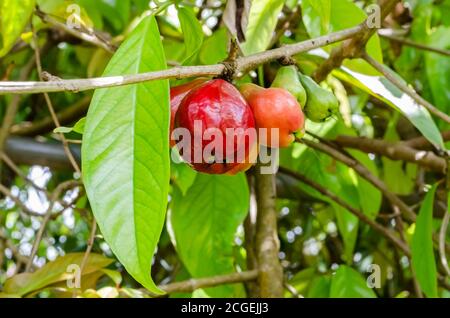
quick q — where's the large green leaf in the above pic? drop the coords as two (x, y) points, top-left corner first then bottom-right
(177, 6), (204, 63)
(169, 173), (249, 297)
(3, 253), (112, 296)
(241, 0), (285, 55)
(0, 0), (35, 57)
(411, 184), (438, 298)
(334, 68), (444, 149)
(330, 265), (377, 298)
(301, 0), (382, 75)
(82, 15), (170, 294)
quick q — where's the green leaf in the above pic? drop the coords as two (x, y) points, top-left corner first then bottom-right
(411, 183), (438, 298)
(3, 253), (113, 296)
(425, 26), (450, 129)
(301, 0), (331, 35)
(169, 173), (249, 297)
(171, 156), (197, 196)
(241, 0), (285, 55)
(330, 265), (377, 298)
(349, 150), (382, 220)
(199, 27), (228, 65)
(82, 15), (170, 295)
(301, 0), (382, 76)
(0, 0), (36, 57)
(72, 117), (86, 134)
(307, 276), (331, 298)
(334, 69), (445, 149)
(177, 6), (204, 63)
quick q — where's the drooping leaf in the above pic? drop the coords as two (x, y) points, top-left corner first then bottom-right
(177, 6), (204, 63)
(335, 68), (444, 149)
(330, 265), (377, 298)
(411, 184), (438, 298)
(82, 15), (170, 294)
(241, 0), (285, 55)
(0, 0), (36, 57)
(169, 173), (249, 297)
(3, 253), (113, 296)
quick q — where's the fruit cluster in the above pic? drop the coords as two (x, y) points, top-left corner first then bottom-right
(169, 66), (339, 175)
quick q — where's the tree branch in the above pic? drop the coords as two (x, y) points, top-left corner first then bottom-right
(0, 25), (364, 95)
(11, 95), (91, 136)
(278, 166), (410, 255)
(379, 30), (450, 57)
(334, 135), (447, 173)
(362, 51), (450, 125)
(158, 270), (259, 294)
(299, 138), (417, 223)
(254, 157), (284, 297)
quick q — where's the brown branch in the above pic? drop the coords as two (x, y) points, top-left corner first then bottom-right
(362, 51), (450, 125)
(313, 0), (400, 82)
(254, 157), (284, 297)
(31, 26), (81, 174)
(158, 270), (259, 294)
(11, 95), (91, 136)
(404, 131), (450, 150)
(334, 135), (447, 173)
(379, 31), (450, 57)
(1, 153), (47, 192)
(35, 8), (116, 53)
(299, 138), (417, 223)
(0, 183), (43, 217)
(278, 166), (410, 256)
(0, 25), (364, 95)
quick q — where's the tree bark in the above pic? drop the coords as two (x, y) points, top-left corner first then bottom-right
(254, 157), (284, 297)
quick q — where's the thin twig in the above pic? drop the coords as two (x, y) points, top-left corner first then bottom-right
(299, 138), (417, 223)
(0, 183), (43, 217)
(0, 25), (364, 95)
(35, 8), (116, 53)
(11, 95), (91, 136)
(334, 135), (447, 173)
(278, 166), (410, 255)
(379, 32), (450, 57)
(1, 153), (47, 192)
(362, 51), (450, 125)
(31, 26), (81, 174)
(158, 270), (259, 294)
(25, 180), (80, 272)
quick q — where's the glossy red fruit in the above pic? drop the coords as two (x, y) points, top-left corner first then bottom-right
(174, 79), (257, 175)
(170, 78), (207, 147)
(240, 83), (305, 148)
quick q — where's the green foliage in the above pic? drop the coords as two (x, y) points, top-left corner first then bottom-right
(169, 173), (249, 297)
(0, 0), (35, 57)
(82, 15), (169, 294)
(411, 184), (438, 298)
(330, 266), (376, 298)
(241, 0), (285, 55)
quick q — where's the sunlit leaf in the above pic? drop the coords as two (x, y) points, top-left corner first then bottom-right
(82, 15), (170, 295)
(0, 0), (35, 57)
(330, 265), (376, 298)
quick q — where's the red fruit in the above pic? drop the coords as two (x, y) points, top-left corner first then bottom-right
(174, 79), (257, 175)
(240, 83), (305, 148)
(170, 78), (207, 147)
